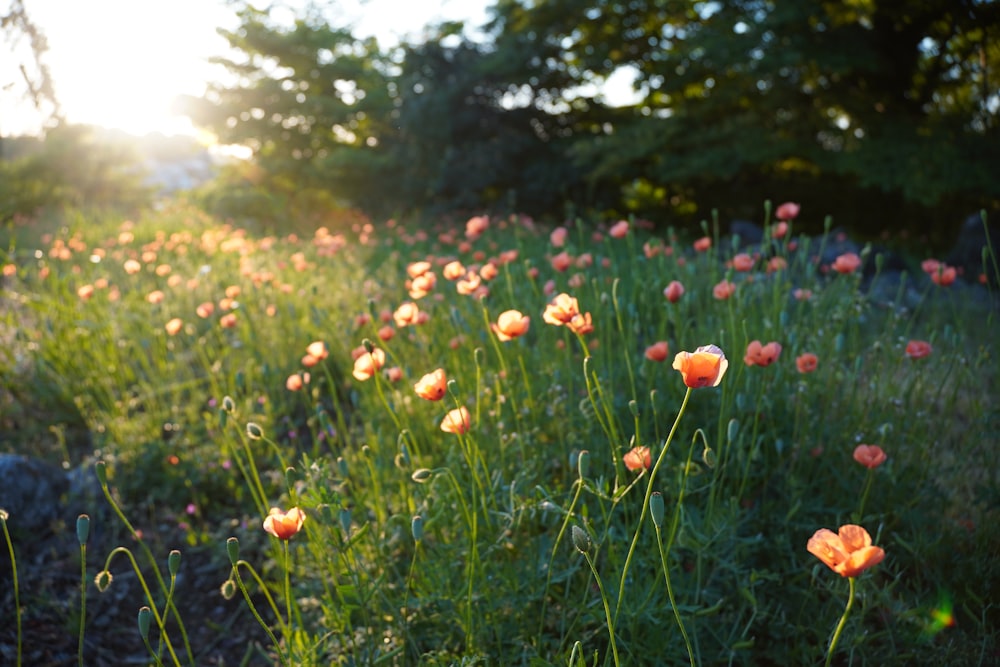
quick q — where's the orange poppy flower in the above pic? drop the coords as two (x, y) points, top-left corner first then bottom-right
(285, 372), (309, 391)
(744, 340), (782, 367)
(263, 507), (305, 540)
(550, 251), (572, 272)
(623, 445), (651, 471)
(407, 260), (432, 279)
(352, 347), (386, 381)
(567, 312), (594, 335)
(644, 341), (669, 362)
(465, 215), (489, 239)
(123, 259), (142, 274)
(414, 368), (448, 401)
(732, 253), (754, 272)
(456, 272), (482, 295)
(492, 310), (531, 341)
(853, 444), (887, 469)
(693, 236), (712, 252)
(905, 340), (932, 359)
(930, 265), (956, 286)
(663, 280), (685, 303)
(393, 302), (423, 327)
(306, 341), (328, 361)
(832, 252), (862, 274)
(219, 313), (238, 328)
(712, 280), (736, 300)
(795, 353), (818, 373)
(441, 406), (471, 434)
(543, 293), (580, 326)
(672, 345), (729, 388)
(771, 220), (790, 238)
(443, 260), (466, 281)
(807, 524), (885, 577)
(609, 220), (629, 238)
(165, 318), (183, 336)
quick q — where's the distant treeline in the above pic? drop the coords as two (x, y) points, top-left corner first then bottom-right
(175, 0), (998, 242)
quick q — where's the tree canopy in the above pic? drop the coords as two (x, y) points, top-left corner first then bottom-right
(183, 0), (1000, 234)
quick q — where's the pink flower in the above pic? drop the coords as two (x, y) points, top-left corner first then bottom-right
(744, 340), (782, 367)
(775, 202), (800, 221)
(644, 341), (669, 362)
(693, 236), (712, 252)
(832, 252), (862, 274)
(663, 280), (685, 303)
(853, 444), (887, 469)
(712, 280), (736, 300)
(608, 220), (629, 238)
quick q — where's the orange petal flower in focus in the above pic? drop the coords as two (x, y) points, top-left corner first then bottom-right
(623, 445), (651, 472)
(795, 353), (818, 373)
(905, 340), (932, 359)
(414, 368), (448, 401)
(492, 310), (531, 341)
(672, 345), (728, 388)
(644, 341), (669, 362)
(853, 444), (887, 469)
(543, 293), (580, 326)
(393, 302), (423, 327)
(807, 524), (885, 577)
(263, 507), (305, 540)
(441, 406), (471, 434)
(352, 347), (386, 381)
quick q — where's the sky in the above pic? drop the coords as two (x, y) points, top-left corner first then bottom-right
(1, 0), (493, 138)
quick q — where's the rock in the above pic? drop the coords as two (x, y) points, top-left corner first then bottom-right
(0, 454), (68, 532)
(730, 219), (763, 246)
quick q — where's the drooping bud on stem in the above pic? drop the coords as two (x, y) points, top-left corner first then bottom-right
(137, 606), (152, 639)
(571, 525), (591, 554)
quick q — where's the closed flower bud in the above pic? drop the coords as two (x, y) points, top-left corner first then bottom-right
(226, 537), (240, 565)
(95, 570), (113, 592)
(246, 422), (263, 440)
(137, 606), (152, 639)
(168, 550), (181, 576)
(571, 525), (591, 554)
(219, 578), (237, 600)
(650, 492), (665, 528)
(76, 514), (90, 545)
(222, 396), (236, 413)
(95, 460), (108, 486)
(411, 468), (434, 483)
(411, 515), (424, 542)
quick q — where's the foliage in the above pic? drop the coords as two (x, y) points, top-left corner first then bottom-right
(0, 125), (153, 221)
(183, 0), (1000, 235)
(2, 202), (998, 664)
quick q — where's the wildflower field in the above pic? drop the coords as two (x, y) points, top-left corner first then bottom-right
(1, 203), (998, 666)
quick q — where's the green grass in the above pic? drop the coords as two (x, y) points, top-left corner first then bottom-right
(1, 202), (998, 666)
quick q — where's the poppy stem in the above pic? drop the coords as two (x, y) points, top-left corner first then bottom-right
(855, 468), (876, 522)
(825, 576), (856, 667)
(614, 387), (692, 621)
(0, 511), (21, 667)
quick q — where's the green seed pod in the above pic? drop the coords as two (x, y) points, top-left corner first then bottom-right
(650, 492), (665, 528)
(76, 514), (90, 545)
(168, 550), (181, 576)
(137, 606), (152, 639)
(226, 537), (240, 565)
(411, 515), (424, 542)
(571, 525), (591, 554)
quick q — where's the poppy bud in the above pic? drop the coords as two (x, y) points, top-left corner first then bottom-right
(222, 396), (235, 413)
(411, 468), (434, 483)
(76, 514), (90, 545)
(219, 578), (237, 600)
(571, 525), (591, 554)
(168, 550), (181, 576)
(226, 537), (240, 565)
(411, 515), (424, 542)
(137, 606), (152, 639)
(95, 460), (108, 487)
(650, 492), (665, 528)
(246, 422), (263, 440)
(95, 570), (113, 592)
